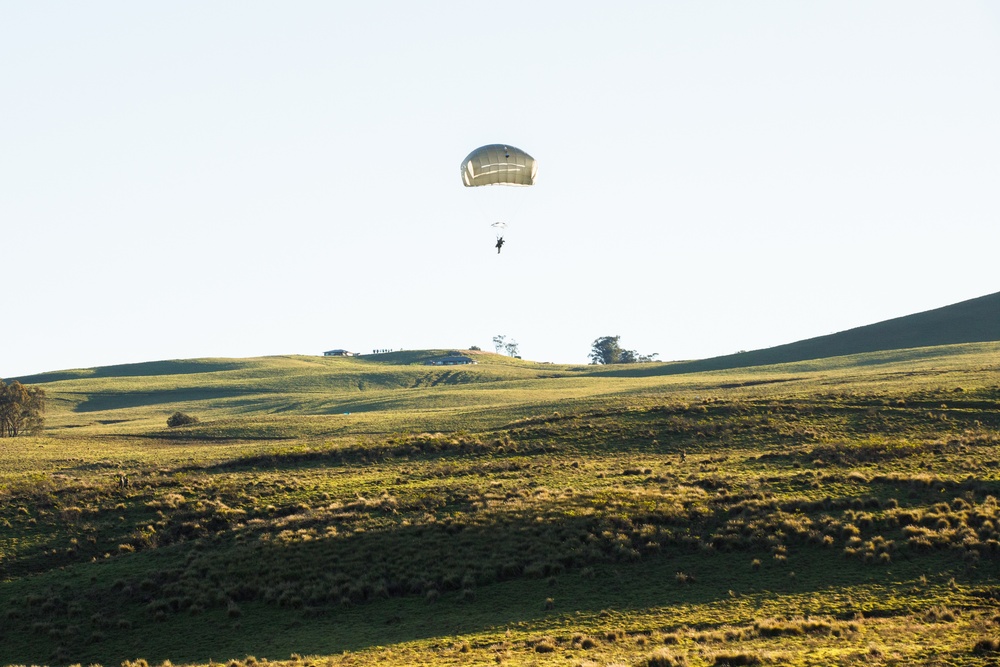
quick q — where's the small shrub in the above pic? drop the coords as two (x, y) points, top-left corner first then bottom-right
(167, 412), (198, 428)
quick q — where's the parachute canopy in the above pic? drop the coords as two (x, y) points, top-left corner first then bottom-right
(461, 144), (537, 187)
(490, 221), (508, 230)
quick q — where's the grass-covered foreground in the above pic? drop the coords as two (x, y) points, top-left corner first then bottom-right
(2, 347), (1000, 666)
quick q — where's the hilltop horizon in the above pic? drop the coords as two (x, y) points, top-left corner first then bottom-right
(9, 289), (1000, 382)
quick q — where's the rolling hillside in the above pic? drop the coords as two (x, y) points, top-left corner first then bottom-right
(600, 290), (1000, 376)
(11, 351), (593, 434)
(8, 289), (1000, 436)
(2, 339), (1000, 665)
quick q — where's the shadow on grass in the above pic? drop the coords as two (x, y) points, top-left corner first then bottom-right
(15, 360), (246, 384)
(73, 387), (261, 412)
(3, 533), (977, 666)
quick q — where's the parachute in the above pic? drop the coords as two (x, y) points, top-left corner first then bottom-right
(461, 145), (537, 187)
(462, 145), (536, 253)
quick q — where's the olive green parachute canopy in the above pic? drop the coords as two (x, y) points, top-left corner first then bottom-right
(461, 144), (537, 187)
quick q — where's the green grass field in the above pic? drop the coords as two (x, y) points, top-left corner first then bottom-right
(2, 346), (1000, 666)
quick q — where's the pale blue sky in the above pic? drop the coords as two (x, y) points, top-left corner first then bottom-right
(3, 2), (999, 377)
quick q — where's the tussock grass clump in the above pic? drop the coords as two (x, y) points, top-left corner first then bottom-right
(754, 617), (832, 637)
(924, 606), (958, 623)
(972, 637), (1000, 654)
(810, 439), (936, 465)
(712, 652), (761, 666)
(644, 648), (688, 666)
(531, 637), (557, 653)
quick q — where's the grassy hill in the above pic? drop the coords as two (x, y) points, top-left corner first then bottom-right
(601, 290), (1000, 377)
(2, 342), (1000, 666)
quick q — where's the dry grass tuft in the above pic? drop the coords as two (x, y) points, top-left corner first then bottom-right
(644, 648), (688, 667)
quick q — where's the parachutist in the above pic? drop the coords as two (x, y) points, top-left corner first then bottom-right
(461, 145), (535, 255)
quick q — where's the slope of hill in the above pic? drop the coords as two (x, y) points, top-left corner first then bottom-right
(12, 351), (599, 435)
(2, 342), (1000, 666)
(598, 290), (1000, 376)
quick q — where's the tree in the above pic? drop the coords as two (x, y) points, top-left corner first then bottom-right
(589, 335), (624, 364)
(589, 336), (658, 365)
(493, 335), (521, 357)
(0, 380), (46, 436)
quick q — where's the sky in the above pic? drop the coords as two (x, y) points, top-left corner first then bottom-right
(2, 2), (999, 378)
